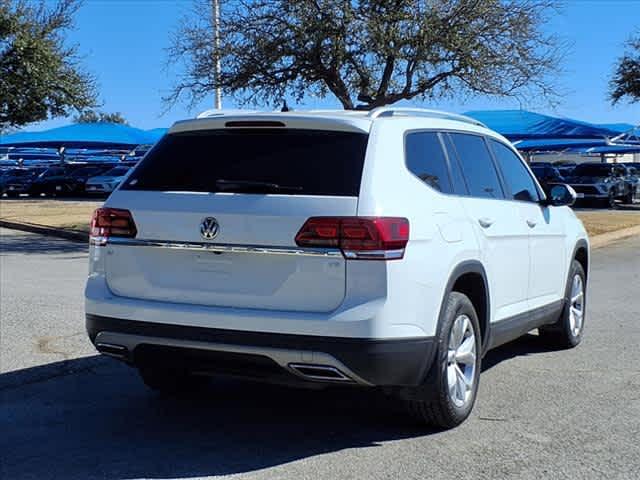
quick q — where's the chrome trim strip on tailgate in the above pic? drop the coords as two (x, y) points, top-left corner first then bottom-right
(105, 237), (343, 257)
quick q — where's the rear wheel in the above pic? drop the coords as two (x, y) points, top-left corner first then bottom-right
(404, 292), (481, 429)
(138, 365), (209, 394)
(539, 260), (586, 348)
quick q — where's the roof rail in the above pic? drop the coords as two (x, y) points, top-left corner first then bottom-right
(196, 109), (259, 119)
(367, 107), (486, 127)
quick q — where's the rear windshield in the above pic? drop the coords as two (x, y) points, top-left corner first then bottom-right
(122, 129), (369, 196)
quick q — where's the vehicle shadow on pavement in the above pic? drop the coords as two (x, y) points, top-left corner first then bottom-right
(1, 356), (428, 480)
(481, 332), (558, 372)
(2, 334), (560, 480)
(0, 231), (87, 255)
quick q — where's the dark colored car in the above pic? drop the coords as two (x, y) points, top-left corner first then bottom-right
(554, 162), (577, 177)
(619, 165), (639, 203)
(566, 163), (632, 208)
(531, 164), (566, 185)
(28, 165), (114, 196)
(1, 167), (46, 197)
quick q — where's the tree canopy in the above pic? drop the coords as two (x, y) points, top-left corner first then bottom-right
(166, 0), (562, 110)
(74, 109), (128, 125)
(0, 0), (97, 130)
(609, 33), (640, 105)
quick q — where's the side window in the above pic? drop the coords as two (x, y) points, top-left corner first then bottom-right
(405, 132), (453, 194)
(489, 139), (541, 202)
(448, 133), (505, 199)
(442, 134), (469, 196)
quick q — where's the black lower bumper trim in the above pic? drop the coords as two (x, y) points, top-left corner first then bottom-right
(86, 314), (435, 386)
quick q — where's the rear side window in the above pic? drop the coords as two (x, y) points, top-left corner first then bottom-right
(448, 133), (504, 200)
(405, 132), (452, 193)
(123, 129), (369, 196)
(489, 139), (541, 202)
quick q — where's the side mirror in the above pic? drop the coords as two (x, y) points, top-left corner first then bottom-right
(544, 183), (576, 207)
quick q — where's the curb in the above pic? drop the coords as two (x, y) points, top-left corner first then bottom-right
(0, 219), (87, 243)
(590, 224), (640, 249)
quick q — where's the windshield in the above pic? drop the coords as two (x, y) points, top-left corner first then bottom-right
(70, 167), (104, 178)
(572, 164), (612, 177)
(123, 129), (369, 196)
(103, 167), (129, 176)
(40, 167), (65, 177)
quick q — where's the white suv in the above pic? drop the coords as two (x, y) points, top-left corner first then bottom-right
(85, 107), (589, 428)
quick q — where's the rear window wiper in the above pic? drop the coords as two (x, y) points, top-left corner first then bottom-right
(215, 179), (303, 193)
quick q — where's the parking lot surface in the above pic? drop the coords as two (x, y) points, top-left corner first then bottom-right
(1, 228), (639, 480)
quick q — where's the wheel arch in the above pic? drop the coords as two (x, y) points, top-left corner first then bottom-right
(572, 239), (589, 281)
(439, 261), (491, 356)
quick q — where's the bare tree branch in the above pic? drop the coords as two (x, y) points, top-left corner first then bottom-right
(165, 0), (564, 111)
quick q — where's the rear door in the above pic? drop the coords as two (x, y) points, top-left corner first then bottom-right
(104, 127), (369, 313)
(444, 133), (531, 322)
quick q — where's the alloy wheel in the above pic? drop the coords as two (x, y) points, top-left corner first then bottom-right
(569, 274), (585, 336)
(446, 314), (477, 408)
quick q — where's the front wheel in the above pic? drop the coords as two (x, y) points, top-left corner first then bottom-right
(604, 192), (617, 209)
(404, 292), (481, 429)
(539, 260), (586, 348)
(622, 190), (634, 205)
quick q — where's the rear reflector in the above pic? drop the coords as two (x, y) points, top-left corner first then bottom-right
(90, 208), (137, 245)
(295, 217), (409, 260)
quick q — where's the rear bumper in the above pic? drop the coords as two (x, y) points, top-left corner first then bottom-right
(86, 314), (435, 387)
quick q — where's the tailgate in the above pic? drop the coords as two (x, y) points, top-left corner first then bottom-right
(102, 127), (369, 313)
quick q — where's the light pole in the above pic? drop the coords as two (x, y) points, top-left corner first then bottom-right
(213, 0), (222, 109)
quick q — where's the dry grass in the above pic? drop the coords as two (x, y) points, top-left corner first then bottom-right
(575, 210), (640, 236)
(1, 199), (639, 238)
(0, 199), (101, 233)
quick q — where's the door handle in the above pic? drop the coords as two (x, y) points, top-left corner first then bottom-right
(478, 218), (494, 229)
(526, 219), (537, 228)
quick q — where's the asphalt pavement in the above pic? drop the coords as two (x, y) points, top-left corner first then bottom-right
(1, 227), (639, 480)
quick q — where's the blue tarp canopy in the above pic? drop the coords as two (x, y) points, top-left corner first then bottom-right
(464, 110), (621, 140)
(0, 123), (166, 148)
(596, 123), (635, 134)
(512, 139), (603, 151)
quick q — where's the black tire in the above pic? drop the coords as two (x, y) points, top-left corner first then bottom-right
(404, 292), (482, 429)
(138, 365), (209, 394)
(539, 260), (586, 349)
(605, 192), (616, 209)
(622, 190), (634, 205)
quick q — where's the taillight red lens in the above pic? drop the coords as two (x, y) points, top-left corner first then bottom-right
(295, 217), (409, 260)
(90, 208), (137, 245)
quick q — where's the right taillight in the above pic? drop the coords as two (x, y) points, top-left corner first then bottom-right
(295, 217), (409, 260)
(90, 208), (137, 246)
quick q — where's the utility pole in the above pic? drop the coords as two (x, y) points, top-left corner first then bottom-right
(213, 0), (222, 109)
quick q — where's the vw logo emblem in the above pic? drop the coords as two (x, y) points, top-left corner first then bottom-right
(200, 217), (219, 240)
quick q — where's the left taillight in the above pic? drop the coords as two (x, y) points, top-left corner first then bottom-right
(90, 208), (137, 246)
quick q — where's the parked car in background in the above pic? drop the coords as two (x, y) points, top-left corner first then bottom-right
(0, 168), (37, 197)
(554, 162), (577, 177)
(531, 164), (566, 186)
(619, 165), (639, 203)
(566, 162), (632, 207)
(85, 166), (131, 195)
(1, 167), (46, 197)
(29, 165), (113, 196)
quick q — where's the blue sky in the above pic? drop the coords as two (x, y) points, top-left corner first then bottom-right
(30, 0), (640, 131)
